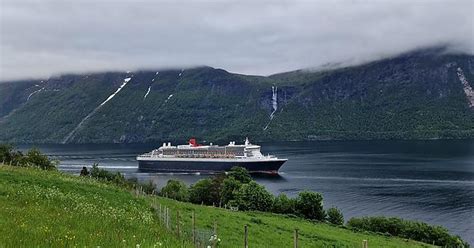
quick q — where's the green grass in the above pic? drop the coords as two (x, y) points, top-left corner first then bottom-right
(0, 165), (189, 247)
(152, 198), (434, 248)
(0, 165), (435, 248)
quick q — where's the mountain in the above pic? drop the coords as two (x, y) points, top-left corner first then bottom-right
(1, 47), (473, 144)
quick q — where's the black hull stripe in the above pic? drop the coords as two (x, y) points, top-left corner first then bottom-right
(138, 160), (286, 173)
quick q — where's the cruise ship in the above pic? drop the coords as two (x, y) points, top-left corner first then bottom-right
(137, 138), (287, 173)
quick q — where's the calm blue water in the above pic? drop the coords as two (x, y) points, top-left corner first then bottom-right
(19, 140), (474, 244)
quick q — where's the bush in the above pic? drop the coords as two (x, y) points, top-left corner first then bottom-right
(347, 216), (469, 248)
(229, 166), (252, 183)
(272, 193), (296, 214)
(89, 163), (129, 186)
(139, 180), (157, 195)
(90, 164), (114, 180)
(87, 163), (157, 193)
(80, 166), (89, 176)
(326, 207), (344, 225)
(160, 179), (189, 202)
(235, 181), (274, 211)
(295, 191), (325, 221)
(189, 178), (213, 205)
(111, 172), (126, 185)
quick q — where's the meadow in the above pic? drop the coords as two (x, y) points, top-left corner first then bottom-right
(0, 165), (438, 247)
(150, 197), (436, 248)
(0, 165), (189, 247)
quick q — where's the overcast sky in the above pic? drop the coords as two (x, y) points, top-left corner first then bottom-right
(0, 0), (473, 81)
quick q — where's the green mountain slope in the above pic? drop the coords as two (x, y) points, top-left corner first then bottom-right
(0, 48), (473, 143)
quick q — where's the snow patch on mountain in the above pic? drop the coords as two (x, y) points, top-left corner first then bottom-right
(98, 77), (131, 107)
(27, 87), (45, 101)
(165, 94), (173, 103)
(62, 76), (132, 143)
(457, 67), (474, 108)
(143, 86), (151, 99)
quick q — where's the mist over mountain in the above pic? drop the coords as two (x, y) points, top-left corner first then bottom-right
(1, 0), (472, 80)
(0, 47), (473, 144)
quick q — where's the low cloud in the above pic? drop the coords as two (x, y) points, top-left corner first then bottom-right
(1, 0), (473, 81)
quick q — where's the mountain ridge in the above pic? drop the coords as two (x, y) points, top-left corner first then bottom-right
(2, 45), (469, 84)
(1, 48), (473, 144)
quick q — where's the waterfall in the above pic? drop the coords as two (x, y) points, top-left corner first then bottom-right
(270, 86), (278, 120)
(263, 86), (278, 130)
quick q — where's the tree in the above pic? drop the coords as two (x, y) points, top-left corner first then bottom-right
(209, 174), (226, 205)
(229, 166), (252, 183)
(326, 207), (344, 225)
(0, 144), (14, 163)
(295, 191), (325, 221)
(189, 178), (213, 205)
(272, 193), (296, 214)
(160, 179), (189, 202)
(235, 181), (274, 211)
(0, 144), (25, 166)
(220, 177), (242, 205)
(25, 148), (57, 170)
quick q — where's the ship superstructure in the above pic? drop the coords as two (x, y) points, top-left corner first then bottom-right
(137, 138), (287, 173)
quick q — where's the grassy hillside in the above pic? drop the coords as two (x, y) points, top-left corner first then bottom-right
(0, 165), (188, 247)
(0, 165), (435, 247)
(153, 197), (436, 248)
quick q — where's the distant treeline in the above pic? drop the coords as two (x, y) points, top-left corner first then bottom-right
(305, 130), (474, 141)
(0, 144), (469, 247)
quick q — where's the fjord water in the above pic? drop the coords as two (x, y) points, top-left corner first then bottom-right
(21, 140), (474, 244)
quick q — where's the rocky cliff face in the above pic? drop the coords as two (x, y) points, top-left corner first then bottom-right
(1, 48), (473, 144)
